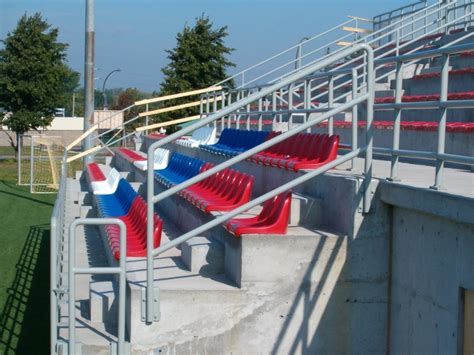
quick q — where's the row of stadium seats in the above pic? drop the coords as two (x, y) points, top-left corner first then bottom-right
(174, 126), (217, 148)
(375, 91), (474, 104)
(116, 147), (169, 171)
(412, 67), (474, 80)
(200, 129), (269, 155)
(249, 132), (339, 172)
(317, 121), (474, 132)
(87, 163), (163, 259)
(155, 153), (204, 186)
(152, 155), (290, 233)
(178, 162), (254, 213)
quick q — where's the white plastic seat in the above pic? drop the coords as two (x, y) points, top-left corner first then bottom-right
(133, 148), (170, 171)
(91, 168), (121, 195)
(175, 126), (217, 148)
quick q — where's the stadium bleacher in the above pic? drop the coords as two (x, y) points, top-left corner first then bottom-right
(87, 163), (163, 259)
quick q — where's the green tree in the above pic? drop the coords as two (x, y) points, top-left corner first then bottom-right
(158, 15), (235, 133)
(0, 13), (79, 151)
(112, 87), (150, 129)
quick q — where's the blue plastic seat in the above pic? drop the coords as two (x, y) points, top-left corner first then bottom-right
(201, 129), (270, 156)
(95, 178), (137, 217)
(154, 153), (204, 186)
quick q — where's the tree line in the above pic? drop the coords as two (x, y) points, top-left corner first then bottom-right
(0, 13), (234, 150)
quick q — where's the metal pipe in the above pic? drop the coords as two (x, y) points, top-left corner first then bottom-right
(389, 61), (404, 181)
(363, 48), (375, 214)
(68, 218), (126, 355)
(29, 137), (34, 193)
(432, 53), (450, 190)
(351, 68), (358, 170)
(83, 0), (95, 165)
(328, 75), (334, 135)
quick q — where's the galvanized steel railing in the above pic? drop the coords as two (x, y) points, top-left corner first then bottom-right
(373, 42), (474, 188)
(50, 151), (68, 354)
(207, 1), (474, 136)
(145, 43), (375, 323)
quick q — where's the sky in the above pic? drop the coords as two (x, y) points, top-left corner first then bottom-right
(1, 0), (413, 92)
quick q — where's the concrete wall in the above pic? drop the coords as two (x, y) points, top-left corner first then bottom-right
(381, 182), (474, 354)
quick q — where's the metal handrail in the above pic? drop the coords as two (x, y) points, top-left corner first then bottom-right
(145, 43), (375, 323)
(226, 6), (474, 126)
(373, 0), (428, 25)
(68, 218), (127, 355)
(50, 150), (68, 354)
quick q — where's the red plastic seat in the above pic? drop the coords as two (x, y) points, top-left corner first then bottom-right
(87, 163), (106, 182)
(375, 91), (474, 104)
(180, 168), (254, 213)
(117, 148), (147, 163)
(105, 197), (162, 260)
(287, 135), (339, 171)
(224, 191), (292, 237)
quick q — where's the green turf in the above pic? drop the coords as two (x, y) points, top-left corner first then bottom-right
(0, 159), (55, 354)
(0, 146), (15, 157)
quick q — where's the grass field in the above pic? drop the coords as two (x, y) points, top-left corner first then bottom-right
(0, 159), (55, 354)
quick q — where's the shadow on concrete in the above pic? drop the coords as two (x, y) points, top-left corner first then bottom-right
(0, 224), (50, 354)
(270, 235), (346, 354)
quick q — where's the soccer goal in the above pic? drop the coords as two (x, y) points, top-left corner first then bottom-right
(18, 135), (66, 193)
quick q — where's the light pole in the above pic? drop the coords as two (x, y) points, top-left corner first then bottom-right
(83, 0), (95, 164)
(102, 69), (121, 110)
(295, 37), (310, 70)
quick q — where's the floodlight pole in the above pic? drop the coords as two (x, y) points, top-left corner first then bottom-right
(83, 0), (95, 164)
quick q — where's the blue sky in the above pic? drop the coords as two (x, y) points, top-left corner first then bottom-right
(1, 0), (411, 92)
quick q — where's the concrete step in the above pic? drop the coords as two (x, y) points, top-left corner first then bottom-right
(221, 225), (346, 287)
(181, 236), (225, 274)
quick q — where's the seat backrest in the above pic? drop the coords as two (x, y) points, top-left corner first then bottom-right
(320, 135), (339, 162)
(154, 148), (170, 168)
(107, 168), (121, 189)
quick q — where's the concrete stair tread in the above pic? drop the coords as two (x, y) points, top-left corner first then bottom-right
(125, 242), (238, 292)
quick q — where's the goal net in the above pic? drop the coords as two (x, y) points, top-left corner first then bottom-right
(18, 135), (66, 193)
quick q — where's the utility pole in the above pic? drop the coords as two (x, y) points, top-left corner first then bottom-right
(72, 93), (76, 117)
(83, 0), (95, 163)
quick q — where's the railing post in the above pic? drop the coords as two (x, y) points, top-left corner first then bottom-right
(431, 53), (449, 190)
(304, 79), (311, 133)
(227, 91), (233, 128)
(29, 136), (34, 193)
(146, 146), (155, 323)
(145, 103), (149, 135)
(272, 90), (277, 131)
(258, 96), (263, 131)
(17, 135), (22, 185)
(328, 75), (334, 135)
(213, 93), (218, 129)
(363, 47), (374, 214)
(351, 69), (358, 171)
(288, 84), (294, 129)
(220, 90), (226, 131)
(246, 90), (251, 130)
(389, 60), (404, 181)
